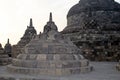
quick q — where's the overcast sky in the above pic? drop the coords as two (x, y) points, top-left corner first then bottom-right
(0, 0), (120, 46)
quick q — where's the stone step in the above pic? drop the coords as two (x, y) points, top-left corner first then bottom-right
(7, 64), (92, 76)
(12, 59), (89, 68)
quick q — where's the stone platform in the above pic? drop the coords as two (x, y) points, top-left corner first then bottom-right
(0, 62), (120, 80)
(7, 57), (91, 76)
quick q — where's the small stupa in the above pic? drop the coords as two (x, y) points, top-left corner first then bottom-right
(4, 39), (12, 57)
(0, 43), (10, 65)
(12, 18), (37, 58)
(7, 13), (92, 76)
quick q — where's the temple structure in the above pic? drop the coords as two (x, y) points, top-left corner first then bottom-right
(7, 13), (92, 76)
(4, 39), (12, 57)
(62, 0), (120, 61)
(0, 43), (10, 65)
(12, 19), (37, 58)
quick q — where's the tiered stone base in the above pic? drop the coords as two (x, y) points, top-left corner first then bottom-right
(0, 55), (11, 65)
(7, 54), (92, 76)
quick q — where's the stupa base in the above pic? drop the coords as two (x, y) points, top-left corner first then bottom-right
(0, 62), (120, 80)
(7, 65), (92, 76)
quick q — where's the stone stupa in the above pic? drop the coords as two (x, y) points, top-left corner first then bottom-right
(7, 13), (92, 76)
(0, 43), (10, 65)
(12, 19), (37, 58)
(4, 39), (12, 57)
(62, 0), (120, 61)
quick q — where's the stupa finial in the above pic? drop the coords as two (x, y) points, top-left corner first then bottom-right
(7, 38), (9, 44)
(49, 12), (52, 22)
(30, 18), (33, 27)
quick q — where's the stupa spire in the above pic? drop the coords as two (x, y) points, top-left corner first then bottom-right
(43, 12), (58, 33)
(7, 38), (9, 44)
(49, 12), (52, 22)
(30, 18), (33, 27)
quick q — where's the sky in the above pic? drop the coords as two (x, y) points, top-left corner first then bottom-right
(0, 0), (120, 47)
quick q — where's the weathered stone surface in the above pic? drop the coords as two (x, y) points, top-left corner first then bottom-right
(62, 0), (120, 61)
(7, 13), (92, 76)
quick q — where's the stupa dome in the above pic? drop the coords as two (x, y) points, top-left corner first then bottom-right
(67, 0), (120, 17)
(62, 0), (120, 34)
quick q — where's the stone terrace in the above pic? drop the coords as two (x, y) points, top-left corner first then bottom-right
(0, 62), (120, 80)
